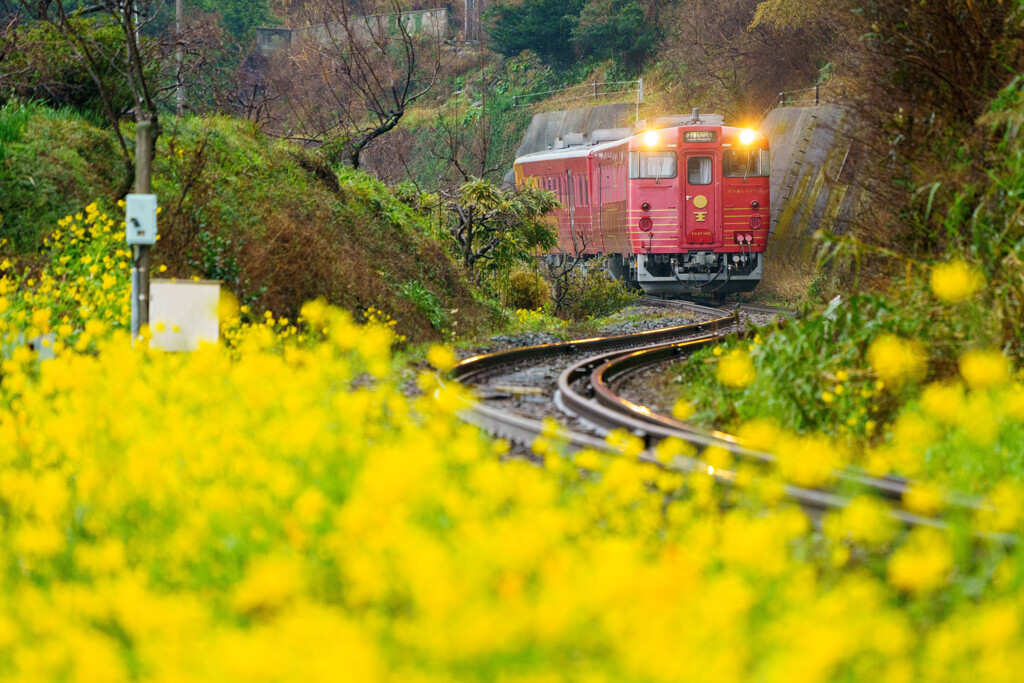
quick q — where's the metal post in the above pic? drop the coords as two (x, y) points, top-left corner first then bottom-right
(594, 81), (599, 99)
(132, 120), (154, 340)
(513, 95), (518, 108)
(176, 0), (184, 117)
(779, 92), (784, 107)
(815, 84), (820, 105)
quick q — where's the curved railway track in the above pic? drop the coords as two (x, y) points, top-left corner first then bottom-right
(443, 297), (994, 532)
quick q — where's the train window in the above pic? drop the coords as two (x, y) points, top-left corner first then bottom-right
(687, 156), (713, 185)
(723, 149), (769, 178)
(761, 149), (771, 177)
(628, 151), (678, 179)
(579, 177), (589, 206)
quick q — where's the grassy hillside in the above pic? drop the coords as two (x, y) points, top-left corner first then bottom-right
(0, 101), (488, 342)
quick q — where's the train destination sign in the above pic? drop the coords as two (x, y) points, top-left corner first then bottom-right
(684, 131), (717, 143)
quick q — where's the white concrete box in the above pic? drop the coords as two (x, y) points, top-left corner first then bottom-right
(149, 279), (221, 351)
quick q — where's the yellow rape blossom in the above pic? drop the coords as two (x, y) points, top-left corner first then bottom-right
(671, 399), (695, 421)
(959, 349), (1010, 389)
(823, 495), (897, 546)
(867, 334), (926, 387)
(921, 382), (965, 424)
(930, 260), (983, 303)
(903, 482), (946, 517)
(427, 344), (457, 372)
(887, 528), (953, 594)
(1, 201), (1023, 681)
(716, 349), (755, 388)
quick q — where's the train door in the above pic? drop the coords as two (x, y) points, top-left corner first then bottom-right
(682, 153), (720, 248)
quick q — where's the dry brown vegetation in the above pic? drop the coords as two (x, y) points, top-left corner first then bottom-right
(148, 116), (489, 341)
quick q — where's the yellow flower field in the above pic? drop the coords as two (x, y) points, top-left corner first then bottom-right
(0, 206), (1023, 681)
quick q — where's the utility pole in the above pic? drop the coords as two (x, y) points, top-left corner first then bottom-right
(130, 119), (155, 340)
(176, 0), (184, 117)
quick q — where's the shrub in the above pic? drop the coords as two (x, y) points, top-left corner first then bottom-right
(504, 269), (549, 311)
(485, 0), (585, 67)
(559, 268), (638, 321)
(0, 18), (141, 123)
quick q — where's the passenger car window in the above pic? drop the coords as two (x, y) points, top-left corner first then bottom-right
(628, 151), (678, 179)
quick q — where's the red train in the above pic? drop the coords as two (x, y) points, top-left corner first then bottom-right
(513, 115), (770, 296)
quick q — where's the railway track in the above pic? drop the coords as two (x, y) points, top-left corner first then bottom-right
(443, 298), (993, 532)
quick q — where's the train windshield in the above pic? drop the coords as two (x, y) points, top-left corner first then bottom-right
(629, 151), (678, 179)
(723, 149), (770, 178)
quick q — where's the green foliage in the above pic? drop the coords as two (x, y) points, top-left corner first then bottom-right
(894, 76), (1024, 358)
(558, 269), (638, 321)
(485, 0), (661, 73)
(0, 100), (122, 251)
(189, 0), (277, 42)
(186, 231), (242, 283)
(399, 280), (449, 333)
(403, 53), (548, 189)
(0, 101), (32, 157)
(508, 306), (568, 335)
(675, 283), (1000, 440)
(504, 269), (549, 311)
(438, 178), (558, 282)
(0, 18), (141, 124)
(571, 0), (660, 71)
(0, 105), (487, 342)
(485, 0), (585, 67)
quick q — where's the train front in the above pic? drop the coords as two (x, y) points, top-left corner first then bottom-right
(627, 124), (770, 295)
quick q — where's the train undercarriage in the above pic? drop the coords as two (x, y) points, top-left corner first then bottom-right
(607, 252), (763, 296)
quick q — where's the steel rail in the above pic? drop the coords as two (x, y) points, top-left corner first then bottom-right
(575, 338), (989, 518)
(445, 303), (1003, 534)
(638, 295), (798, 319)
(574, 339), (911, 501)
(448, 356), (947, 528)
(450, 394), (945, 527)
(450, 309), (738, 385)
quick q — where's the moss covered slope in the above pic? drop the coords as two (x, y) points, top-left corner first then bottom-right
(0, 103), (486, 341)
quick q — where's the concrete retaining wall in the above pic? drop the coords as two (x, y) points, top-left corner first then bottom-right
(758, 104), (865, 297)
(256, 8), (448, 56)
(514, 104), (635, 157)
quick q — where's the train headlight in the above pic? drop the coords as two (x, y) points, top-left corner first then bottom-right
(739, 129), (757, 145)
(643, 131), (660, 147)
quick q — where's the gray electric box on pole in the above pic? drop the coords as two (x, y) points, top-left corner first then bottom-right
(125, 193), (158, 245)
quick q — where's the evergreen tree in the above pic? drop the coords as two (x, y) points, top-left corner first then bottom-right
(485, 0), (584, 67)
